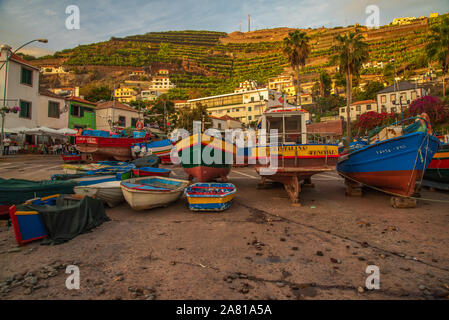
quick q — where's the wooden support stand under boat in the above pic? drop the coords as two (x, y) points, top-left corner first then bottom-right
(252, 104), (339, 205)
(391, 196), (417, 208)
(344, 178), (362, 197)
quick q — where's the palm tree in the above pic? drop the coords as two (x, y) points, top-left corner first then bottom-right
(426, 17), (449, 97)
(283, 30), (311, 105)
(331, 30), (369, 141)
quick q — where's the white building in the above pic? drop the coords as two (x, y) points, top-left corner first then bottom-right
(339, 99), (377, 121)
(376, 81), (427, 113)
(96, 101), (142, 130)
(40, 66), (68, 74)
(0, 45), (40, 131)
(140, 90), (161, 102)
(37, 90), (68, 129)
(148, 76), (175, 92)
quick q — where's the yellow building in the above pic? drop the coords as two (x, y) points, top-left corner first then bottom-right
(430, 12), (439, 18)
(158, 69), (169, 75)
(114, 87), (137, 103)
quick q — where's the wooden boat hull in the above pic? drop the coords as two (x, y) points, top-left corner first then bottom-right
(183, 166), (231, 182)
(132, 167), (170, 177)
(61, 154), (82, 163)
(337, 132), (440, 197)
(185, 183), (236, 211)
(422, 144), (449, 188)
(120, 177), (189, 211)
(76, 136), (148, 162)
(74, 181), (124, 207)
(176, 133), (235, 182)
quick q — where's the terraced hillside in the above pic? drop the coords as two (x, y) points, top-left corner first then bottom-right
(36, 13), (448, 97)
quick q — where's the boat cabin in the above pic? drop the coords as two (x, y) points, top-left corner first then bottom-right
(260, 109), (307, 145)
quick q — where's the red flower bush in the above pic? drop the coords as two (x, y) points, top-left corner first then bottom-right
(406, 95), (449, 124)
(355, 111), (396, 132)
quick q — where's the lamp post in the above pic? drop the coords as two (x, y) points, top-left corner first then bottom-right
(1, 39), (48, 156)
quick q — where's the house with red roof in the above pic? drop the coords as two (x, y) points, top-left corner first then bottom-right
(339, 99), (378, 121)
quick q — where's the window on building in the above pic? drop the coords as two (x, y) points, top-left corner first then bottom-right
(248, 116), (252, 120)
(381, 95), (386, 104)
(341, 108), (345, 113)
(20, 67), (33, 86)
(400, 92), (407, 102)
(48, 101), (60, 118)
(366, 105), (371, 110)
(19, 100), (31, 118)
(391, 107), (396, 113)
(248, 107), (252, 112)
(118, 116), (126, 126)
(390, 94), (396, 103)
(131, 118), (138, 127)
(71, 105), (83, 117)
(356, 106), (361, 112)
(251, 97), (254, 102)
(411, 91), (417, 100)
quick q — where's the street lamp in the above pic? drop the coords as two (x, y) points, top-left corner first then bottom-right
(1, 39), (48, 156)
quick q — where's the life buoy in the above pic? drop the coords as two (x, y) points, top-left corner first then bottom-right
(419, 113), (432, 135)
(136, 121), (144, 130)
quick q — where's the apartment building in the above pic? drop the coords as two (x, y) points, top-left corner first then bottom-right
(188, 88), (270, 125)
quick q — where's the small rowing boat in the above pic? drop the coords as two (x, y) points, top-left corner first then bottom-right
(74, 181), (124, 207)
(121, 177), (189, 210)
(132, 167), (171, 177)
(185, 183), (236, 211)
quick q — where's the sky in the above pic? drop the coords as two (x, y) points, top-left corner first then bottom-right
(0, 0), (448, 56)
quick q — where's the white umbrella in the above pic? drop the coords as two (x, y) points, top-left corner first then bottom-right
(55, 128), (77, 135)
(24, 127), (62, 136)
(4, 126), (28, 134)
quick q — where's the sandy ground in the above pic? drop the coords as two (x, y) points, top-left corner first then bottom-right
(0, 155), (449, 300)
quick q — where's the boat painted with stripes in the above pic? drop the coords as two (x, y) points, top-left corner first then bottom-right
(252, 104), (339, 204)
(337, 115), (440, 197)
(185, 183), (236, 211)
(176, 133), (236, 182)
(422, 143), (449, 190)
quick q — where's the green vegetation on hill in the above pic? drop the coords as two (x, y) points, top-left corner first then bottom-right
(39, 14), (449, 99)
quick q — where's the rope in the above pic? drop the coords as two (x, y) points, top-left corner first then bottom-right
(339, 170), (449, 204)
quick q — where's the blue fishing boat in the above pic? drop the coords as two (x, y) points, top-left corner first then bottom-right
(337, 114), (440, 197)
(185, 183), (236, 211)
